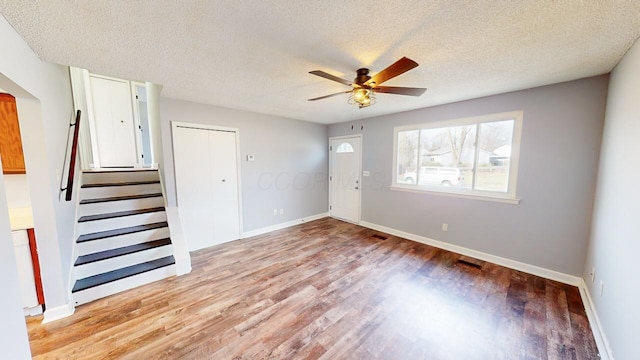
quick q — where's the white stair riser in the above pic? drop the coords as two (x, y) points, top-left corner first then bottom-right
(72, 264), (176, 306)
(81, 183), (162, 199)
(78, 211), (167, 234)
(82, 171), (159, 184)
(77, 227), (170, 256)
(74, 245), (174, 279)
(79, 196), (165, 216)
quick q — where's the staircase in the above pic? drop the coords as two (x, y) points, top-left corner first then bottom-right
(71, 169), (176, 306)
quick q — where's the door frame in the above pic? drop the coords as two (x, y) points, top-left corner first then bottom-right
(171, 121), (244, 238)
(130, 81), (154, 167)
(328, 134), (363, 224)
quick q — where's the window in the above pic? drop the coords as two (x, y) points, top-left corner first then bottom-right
(392, 111), (523, 203)
(336, 142), (354, 153)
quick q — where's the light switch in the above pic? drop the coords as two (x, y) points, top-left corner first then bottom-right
(362, 171), (370, 177)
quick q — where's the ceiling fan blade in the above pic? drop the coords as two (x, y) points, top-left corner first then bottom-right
(374, 86), (427, 96)
(308, 91), (351, 101)
(365, 57), (419, 86)
(309, 70), (353, 86)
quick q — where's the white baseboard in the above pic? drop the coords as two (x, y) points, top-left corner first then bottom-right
(23, 305), (43, 317)
(174, 255), (192, 276)
(359, 221), (582, 286)
(242, 212), (329, 239)
(42, 302), (75, 323)
(578, 279), (613, 360)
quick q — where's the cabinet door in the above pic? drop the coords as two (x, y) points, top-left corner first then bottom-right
(0, 93), (26, 174)
(12, 230), (39, 308)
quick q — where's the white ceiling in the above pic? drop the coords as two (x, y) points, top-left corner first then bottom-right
(1, 1), (639, 124)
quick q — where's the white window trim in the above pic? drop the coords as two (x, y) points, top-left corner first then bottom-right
(391, 110), (523, 204)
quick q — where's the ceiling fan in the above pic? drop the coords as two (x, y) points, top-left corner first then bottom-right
(308, 57), (427, 108)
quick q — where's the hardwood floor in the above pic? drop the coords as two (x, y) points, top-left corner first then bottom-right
(26, 218), (599, 359)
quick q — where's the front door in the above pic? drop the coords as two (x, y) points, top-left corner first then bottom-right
(330, 136), (362, 223)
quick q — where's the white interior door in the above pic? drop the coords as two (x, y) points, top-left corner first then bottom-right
(330, 136), (361, 223)
(209, 130), (241, 243)
(173, 124), (240, 251)
(89, 75), (138, 167)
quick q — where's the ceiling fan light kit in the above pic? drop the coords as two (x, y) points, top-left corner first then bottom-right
(308, 57), (427, 108)
(348, 88), (376, 108)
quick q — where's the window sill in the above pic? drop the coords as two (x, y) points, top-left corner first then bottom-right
(389, 185), (521, 205)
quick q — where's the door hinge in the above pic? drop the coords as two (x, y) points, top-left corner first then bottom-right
(136, 95), (139, 99)
(141, 154), (144, 158)
(138, 125), (142, 130)
(330, 146), (332, 151)
(330, 176), (332, 181)
(329, 205), (332, 210)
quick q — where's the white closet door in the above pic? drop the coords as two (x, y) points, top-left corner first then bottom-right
(174, 126), (215, 251)
(89, 76), (138, 167)
(173, 125), (240, 251)
(210, 130), (240, 244)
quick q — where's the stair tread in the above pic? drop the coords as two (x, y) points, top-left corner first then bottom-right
(72, 256), (175, 293)
(78, 207), (166, 222)
(77, 222), (169, 243)
(83, 169), (158, 173)
(82, 180), (160, 188)
(80, 193), (162, 204)
(75, 238), (172, 265)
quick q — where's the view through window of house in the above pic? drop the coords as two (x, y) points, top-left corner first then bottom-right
(394, 112), (522, 200)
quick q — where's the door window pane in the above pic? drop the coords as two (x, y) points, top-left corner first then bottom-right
(336, 143), (354, 153)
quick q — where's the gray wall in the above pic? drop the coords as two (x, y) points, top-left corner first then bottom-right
(583, 39), (640, 359)
(329, 76), (608, 276)
(0, 16), (77, 311)
(160, 99), (328, 232)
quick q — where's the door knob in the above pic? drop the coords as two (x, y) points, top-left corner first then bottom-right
(222, 179), (226, 182)
(355, 186), (359, 190)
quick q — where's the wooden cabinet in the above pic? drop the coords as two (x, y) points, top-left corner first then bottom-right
(0, 93), (26, 174)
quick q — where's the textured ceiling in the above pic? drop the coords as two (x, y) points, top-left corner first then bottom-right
(1, 1), (639, 124)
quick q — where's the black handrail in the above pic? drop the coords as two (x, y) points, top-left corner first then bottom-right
(63, 110), (81, 201)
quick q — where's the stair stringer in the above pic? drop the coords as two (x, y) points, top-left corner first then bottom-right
(158, 166), (192, 276)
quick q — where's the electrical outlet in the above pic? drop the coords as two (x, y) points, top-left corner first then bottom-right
(442, 223), (448, 232)
(279, 209), (284, 215)
(600, 281), (604, 296)
(590, 268), (596, 283)
(273, 209), (278, 215)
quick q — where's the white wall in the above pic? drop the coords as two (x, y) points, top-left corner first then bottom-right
(329, 76), (608, 276)
(4, 174), (31, 208)
(583, 39), (640, 359)
(160, 98), (328, 233)
(0, 164), (31, 359)
(0, 15), (78, 319)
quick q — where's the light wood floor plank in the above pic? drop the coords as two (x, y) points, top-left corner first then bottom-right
(26, 218), (599, 359)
